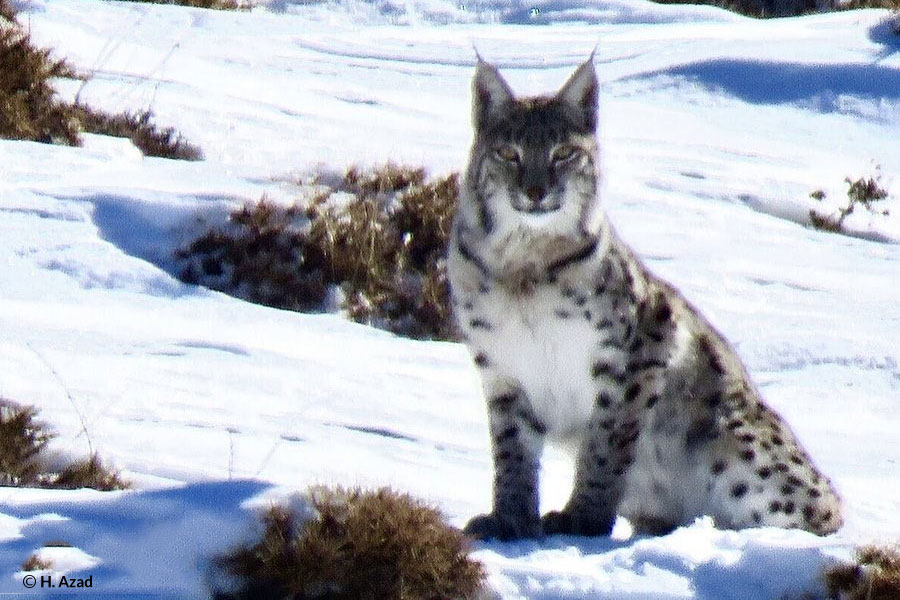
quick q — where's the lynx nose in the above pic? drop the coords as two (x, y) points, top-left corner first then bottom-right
(526, 186), (545, 204)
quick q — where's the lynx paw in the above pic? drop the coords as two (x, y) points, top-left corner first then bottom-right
(541, 510), (613, 537)
(463, 512), (541, 541)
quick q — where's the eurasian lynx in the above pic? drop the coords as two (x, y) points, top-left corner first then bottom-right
(448, 58), (843, 540)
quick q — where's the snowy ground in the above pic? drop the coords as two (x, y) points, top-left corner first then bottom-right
(1, 0), (899, 597)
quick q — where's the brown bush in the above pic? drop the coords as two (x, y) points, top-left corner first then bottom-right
(0, 16), (80, 145)
(179, 199), (325, 310)
(53, 453), (129, 492)
(74, 105), (203, 161)
(809, 173), (892, 234)
(120, 0), (250, 8)
(0, 398), (128, 491)
(0, 2), (202, 159)
(0, 1), (15, 21)
(21, 554), (53, 572)
(177, 164), (460, 340)
(0, 401), (53, 487)
(826, 544), (900, 600)
(216, 486), (486, 600)
(834, 0), (900, 10)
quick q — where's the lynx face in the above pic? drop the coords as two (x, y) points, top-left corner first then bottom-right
(457, 60), (606, 280)
(481, 103), (593, 217)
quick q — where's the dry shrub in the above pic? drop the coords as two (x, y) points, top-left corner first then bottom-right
(826, 544), (900, 600)
(53, 453), (129, 492)
(343, 163), (427, 196)
(177, 164), (460, 340)
(308, 168), (458, 339)
(0, 401), (53, 486)
(0, 399), (128, 491)
(179, 199), (324, 310)
(21, 554), (53, 572)
(75, 105), (203, 161)
(834, 0), (900, 9)
(809, 173), (891, 234)
(846, 175), (889, 205)
(216, 486), (485, 600)
(648, 0), (803, 17)
(122, 0), (251, 8)
(0, 2), (202, 159)
(0, 1), (16, 21)
(808, 210), (843, 233)
(0, 13), (80, 144)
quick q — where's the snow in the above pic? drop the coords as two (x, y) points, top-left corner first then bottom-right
(1, 0), (899, 597)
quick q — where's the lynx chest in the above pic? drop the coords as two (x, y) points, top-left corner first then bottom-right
(461, 281), (617, 445)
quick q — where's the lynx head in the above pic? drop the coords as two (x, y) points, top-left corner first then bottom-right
(457, 58), (605, 278)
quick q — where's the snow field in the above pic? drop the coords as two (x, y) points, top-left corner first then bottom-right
(0, 0), (898, 597)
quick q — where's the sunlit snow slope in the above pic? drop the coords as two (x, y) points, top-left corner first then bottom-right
(1, 0), (899, 597)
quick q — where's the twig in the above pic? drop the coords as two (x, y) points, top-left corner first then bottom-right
(26, 342), (94, 456)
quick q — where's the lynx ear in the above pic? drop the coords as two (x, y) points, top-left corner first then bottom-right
(472, 59), (514, 131)
(556, 58), (598, 132)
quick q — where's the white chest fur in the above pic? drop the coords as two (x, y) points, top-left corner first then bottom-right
(465, 283), (606, 448)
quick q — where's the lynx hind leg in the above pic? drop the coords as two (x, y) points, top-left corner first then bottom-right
(464, 387), (547, 541)
(703, 450), (843, 535)
(630, 515), (680, 536)
(693, 388), (844, 535)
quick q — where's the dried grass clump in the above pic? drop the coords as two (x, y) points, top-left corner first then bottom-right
(648, 0), (800, 17)
(53, 453), (130, 492)
(178, 199), (324, 310)
(122, 0), (251, 8)
(0, 1), (15, 21)
(343, 163), (427, 196)
(21, 554), (53, 572)
(177, 164), (459, 340)
(0, 2), (202, 159)
(826, 544), (900, 600)
(0, 11), (80, 145)
(75, 105), (203, 161)
(834, 0), (900, 9)
(308, 168), (458, 339)
(0, 399), (128, 491)
(809, 172), (892, 234)
(0, 401), (53, 486)
(216, 486), (486, 600)
(845, 175), (890, 205)
(808, 210), (843, 233)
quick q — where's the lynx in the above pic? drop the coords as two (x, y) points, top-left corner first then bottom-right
(447, 58), (843, 540)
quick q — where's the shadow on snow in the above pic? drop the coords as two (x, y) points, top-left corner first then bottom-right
(0, 480), (272, 596)
(627, 57), (900, 113)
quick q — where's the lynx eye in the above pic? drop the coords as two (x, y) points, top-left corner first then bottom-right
(551, 144), (579, 164)
(495, 145), (521, 163)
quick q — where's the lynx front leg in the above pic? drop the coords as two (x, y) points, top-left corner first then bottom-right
(465, 389), (546, 541)
(543, 391), (642, 536)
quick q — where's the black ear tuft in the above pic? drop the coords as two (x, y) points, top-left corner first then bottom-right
(556, 58), (598, 132)
(472, 59), (515, 131)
